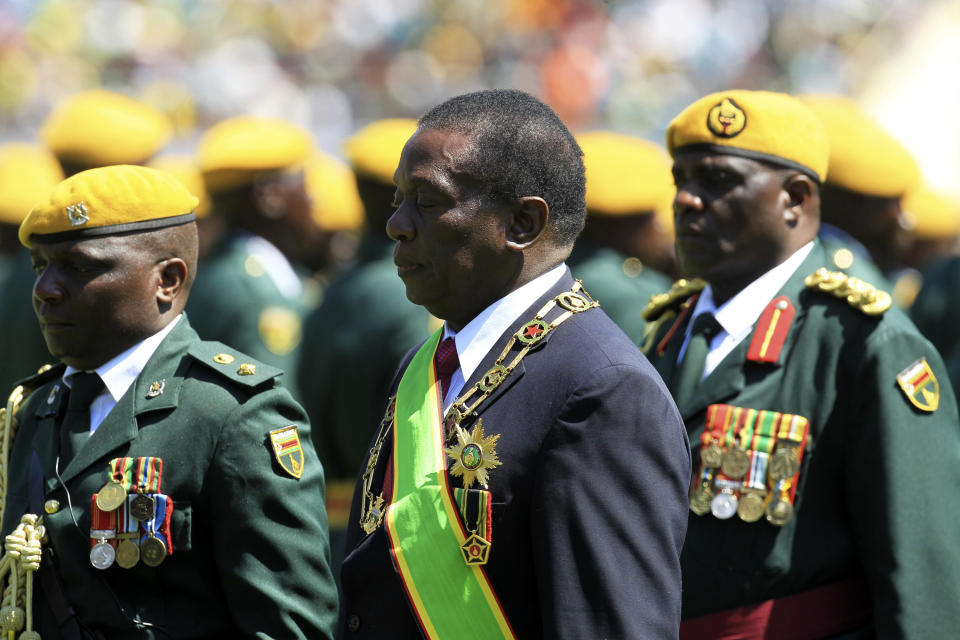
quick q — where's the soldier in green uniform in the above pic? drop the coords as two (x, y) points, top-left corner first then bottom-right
(0, 91), (173, 397)
(0, 164), (336, 637)
(297, 119), (431, 572)
(187, 116), (320, 400)
(568, 131), (674, 342)
(643, 89), (960, 638)
(802, 95), (922, 304)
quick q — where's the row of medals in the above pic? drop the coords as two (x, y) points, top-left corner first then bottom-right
(690, 440), (799, 526)
(89, 480), (168, 570)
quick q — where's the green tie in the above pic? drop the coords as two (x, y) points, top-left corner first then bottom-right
(59, 372), (105, 464)
(672, 313), (722, 414)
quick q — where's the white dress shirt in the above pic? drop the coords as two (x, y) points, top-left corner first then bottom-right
(678, 242), (813, 379)
(439, 263), (567, 411)
(63, 314), (182, 434)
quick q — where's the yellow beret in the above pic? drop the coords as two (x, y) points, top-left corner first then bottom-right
(0, 143), (65, 225)
(20, 164), (199, 248)
(147, 154), (211, 219)
(903, 186), (960, 239)
(41, 90), (173, 167)
(198, 116), (314, 194)
(343, 118), (418, 185)
(667, 90), (829, 183)
(578, 131), (674, 225)
(801, 95), (919, 198)
(305, 151), (364, 232)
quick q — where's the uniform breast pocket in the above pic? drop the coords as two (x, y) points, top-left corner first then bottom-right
(169, 501), (192, 552)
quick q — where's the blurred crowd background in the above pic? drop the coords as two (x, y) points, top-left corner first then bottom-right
(1, 0), (958, 195)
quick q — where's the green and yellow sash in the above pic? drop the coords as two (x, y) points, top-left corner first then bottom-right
(385, 329), (516, 639)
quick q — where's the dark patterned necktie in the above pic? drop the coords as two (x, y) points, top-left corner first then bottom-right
(59, 372), (105, 464)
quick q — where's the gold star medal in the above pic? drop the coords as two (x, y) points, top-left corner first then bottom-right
(445, 420), (501, 489)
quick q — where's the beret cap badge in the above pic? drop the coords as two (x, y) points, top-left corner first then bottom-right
(707, 98), (747, 138)
(66, 201), (89, 226)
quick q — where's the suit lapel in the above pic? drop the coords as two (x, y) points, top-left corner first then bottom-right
(459, 272), (580, 419)
(59, 319), (195, 485)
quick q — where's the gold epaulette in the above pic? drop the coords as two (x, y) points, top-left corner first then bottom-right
(641, 278), (707, 321)
(804, 268), (891, 316)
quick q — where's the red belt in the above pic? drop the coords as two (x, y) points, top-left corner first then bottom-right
(679, 578), (871, 640)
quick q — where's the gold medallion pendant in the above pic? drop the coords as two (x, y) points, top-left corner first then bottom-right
(460, 533), (492, 565)
(444, 420), (501, 489)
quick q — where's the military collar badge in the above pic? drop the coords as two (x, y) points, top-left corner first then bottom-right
(897, 357), (939, 413)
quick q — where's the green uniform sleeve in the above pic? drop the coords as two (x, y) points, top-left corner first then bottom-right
(845, 325), (960, 638)
(207, 383), (337, 638)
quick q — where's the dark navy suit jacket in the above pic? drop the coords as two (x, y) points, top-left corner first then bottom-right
(339, 272), (691, 639)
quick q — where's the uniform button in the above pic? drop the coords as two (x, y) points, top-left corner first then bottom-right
(43, 499), (60, 514)
(347, 614), (361, 632)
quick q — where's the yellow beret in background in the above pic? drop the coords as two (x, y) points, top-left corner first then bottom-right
(667, 89), (829, 183)
(902, 186), (960, 239)
(305, 151), (364, 232)
(0, 143), (65, 225)
(148, 154), (211, 219)
(577, 131), (675, 229)
(197, 116), (314, 194)
(41, 90), (173, 167)
(343, 118), (418, 185)
(801, 95), (919, 198)
(20, 164), (199, 248)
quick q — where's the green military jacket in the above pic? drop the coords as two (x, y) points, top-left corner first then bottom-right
(1, 317), (336, 638)
(643, 242), (960, 638)
(568, 242), (672, 343)
(186, 232), (307, 399)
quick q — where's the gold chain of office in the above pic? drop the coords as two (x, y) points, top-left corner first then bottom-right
(359, 280), (600, 534)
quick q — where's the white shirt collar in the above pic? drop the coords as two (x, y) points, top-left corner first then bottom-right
(64, 314), (182, 402)
(442, 263), (567, 386)
(691, 241), (814, 341)
(242, 233), (302, 300)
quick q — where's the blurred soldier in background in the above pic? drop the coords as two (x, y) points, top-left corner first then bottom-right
(187, 116), (319, 399)
(298, 119), (431, 576)
(302, 149), (365, 275)
(645, 89), (960, 638)
(909, 187), (960, 398)
(0, 90), (172, 395)
(802, 95), (920, 302)
(148, 153), (216, 260)
(569, 131), (674, 343)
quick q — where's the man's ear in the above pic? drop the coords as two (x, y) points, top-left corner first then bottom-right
(506, 196), (549, 250)
(783, 174), (815, 226)
(156, 258), (188, 309)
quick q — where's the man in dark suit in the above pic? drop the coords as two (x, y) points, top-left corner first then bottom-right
(643, 89), (960, 638)
(339, 89), (691, 639)
(1, 164), (336, 638)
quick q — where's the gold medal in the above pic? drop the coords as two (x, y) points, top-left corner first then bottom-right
(768, 447), (799, 481)
(141, 534), (167, 567)
(689, 485), (714, 516)
(96, 481), (126, 512)
(444, 420), (501, 489)
(460, 533), (491, 565)
(701, 443), (723, 468)
(737, 490), (766, 522)
(720, 448), (750, 479)
(361, 495), (385, 535)
(116, 537), (140, 569)
(765, 497), (794, 527)
(130, 493), (155, 522)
